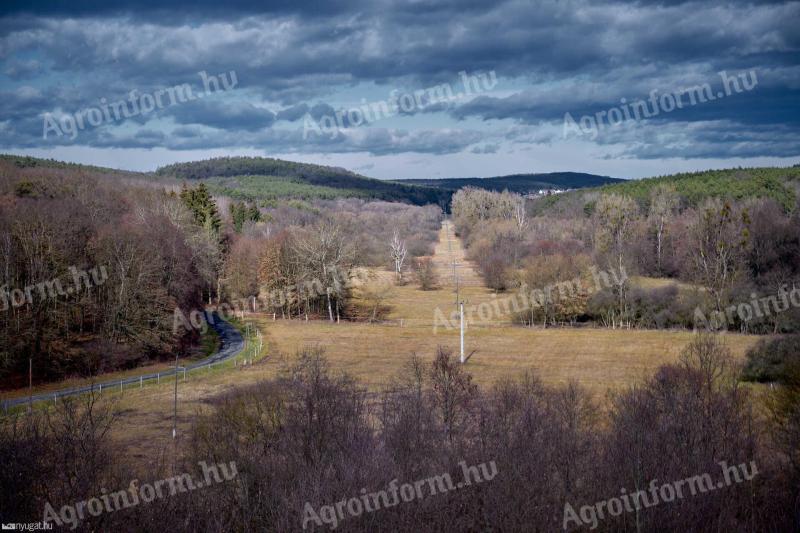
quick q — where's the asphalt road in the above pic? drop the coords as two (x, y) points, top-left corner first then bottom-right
(3, 313), (244, 409)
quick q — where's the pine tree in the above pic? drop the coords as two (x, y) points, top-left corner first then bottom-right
(230, 201), (261, 233)
(180, 183), (221, 235)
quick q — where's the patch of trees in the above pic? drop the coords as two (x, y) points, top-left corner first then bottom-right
(228, 201), (260, 233)
(0, 163), (221, 387)
(4, 336), (796, 531)
(203, 175), (371, 205)
(220, 198), (441, 321)
(155, 156), (451, 207)
(453, 177), (800, 333)
(397, 171), (622, 194)
(545, 166), (799, 213)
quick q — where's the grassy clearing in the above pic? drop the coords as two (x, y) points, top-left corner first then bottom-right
(250, 221), (761, 393)
(6, 221), (769, 468)
(258, 319), (759, 392)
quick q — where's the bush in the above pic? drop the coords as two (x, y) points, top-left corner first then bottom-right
(742, 335), (800, 383)
(414, 257), (439, 290)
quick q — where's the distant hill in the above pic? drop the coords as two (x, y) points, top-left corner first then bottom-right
(597, 167), (800, 210)
(532, 166), (800, 215)
(395, 172), (623, 194)
(155, 156), (451, 207)
(0, 154), (151, 180)
(1, 154), (626, 210)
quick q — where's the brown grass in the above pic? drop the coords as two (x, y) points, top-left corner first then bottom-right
(259, 319), (758, 392)
(20, 220), (766, 468)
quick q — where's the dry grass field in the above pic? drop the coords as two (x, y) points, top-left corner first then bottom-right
(259, 320), (758, 391)
(259, 221), (759, 391)
(19, 220), (763, 467)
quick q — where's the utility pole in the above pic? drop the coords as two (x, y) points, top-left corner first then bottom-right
(245, 323), (250, 363)
(460, 301), (465, 364)
(447, 219), (459, 306)
(28, 358), (32, 412)
(455, 268), (459, 307)
(172, 353), (179, 439)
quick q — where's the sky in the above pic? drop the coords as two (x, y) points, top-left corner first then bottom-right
(0, 0), (798, 180)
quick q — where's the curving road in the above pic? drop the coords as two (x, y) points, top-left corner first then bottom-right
(4, 313), (244, 409)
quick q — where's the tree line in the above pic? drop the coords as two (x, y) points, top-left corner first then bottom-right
(0, 156), (445, 387)
(0, 162), (219, 387)
(2, 336), (797, 531)
(451, 179), (800, 334)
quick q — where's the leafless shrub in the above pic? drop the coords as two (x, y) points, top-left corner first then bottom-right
(414, 258), (439, 290)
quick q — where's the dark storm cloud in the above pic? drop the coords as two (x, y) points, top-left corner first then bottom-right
(0, 0), (798, 159)
(276, 103), (310, 122)
(453, 75), (800, 129)
(167, 100), (276, 131)
(75, 125), (485, 156)
(0, 0), (366, 19)
(602, 121), (800, 160)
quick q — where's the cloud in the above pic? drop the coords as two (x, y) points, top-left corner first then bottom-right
(0, 0), (797, 164)
(167, 99), (276, 131)
(471, 143), (498, 154)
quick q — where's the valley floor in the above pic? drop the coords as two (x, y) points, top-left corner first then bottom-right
(8, 220), (763, 466)
(260, 220), (758, 391)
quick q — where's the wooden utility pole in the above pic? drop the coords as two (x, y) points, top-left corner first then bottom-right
(172, 353), (179, 439)
(244, 323), (250, 364)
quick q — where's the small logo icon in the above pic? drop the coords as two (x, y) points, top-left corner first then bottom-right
(2, 524), (16, 530)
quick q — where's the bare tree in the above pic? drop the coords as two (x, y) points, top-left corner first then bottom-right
(514, 196), (527, 234)
(359, 282), (394, 322)
(594, 193), (638, 326)
(292, 220), (356, 322)
(428, 346), (477, 442)
(389, 230), (408, 282)
(649, 185), (679, 275)
(512, 195), (528, 267)
(414, 257), (439, 290)
(689, 199), (749, 312)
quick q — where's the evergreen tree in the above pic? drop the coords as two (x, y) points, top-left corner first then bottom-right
(180, 183), (221, 235)
(230, 201), (261, 233)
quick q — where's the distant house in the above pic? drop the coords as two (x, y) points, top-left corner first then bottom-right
(526, 188), (571, 198)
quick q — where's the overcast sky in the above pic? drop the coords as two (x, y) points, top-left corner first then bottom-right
(0, 0), (798, 180)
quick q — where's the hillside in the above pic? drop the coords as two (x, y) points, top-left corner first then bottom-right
(155, 156), (451, 207)
(0, 154), (450, 207)
(396, 172), (622, 194)
(0, 154), (152, 181)
(532, 166), (800, 214)
(1, 155), (625, 209)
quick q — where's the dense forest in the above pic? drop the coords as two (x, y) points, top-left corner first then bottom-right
(452, 166), (800, 336)
(397, 171), (622, 194)
(156, 157), (452, 207)
(537, 166), (800, 213)
(0, 155), (624, 211)
(0, 158), (441, 387)
(0, 161), (217, 387)
(0, 155), (152, 181)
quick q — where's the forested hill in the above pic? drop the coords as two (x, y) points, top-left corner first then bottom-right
(597, 167), (800, 210)
(532, 166), (800, 215)
(155, 156), (451, 207)
(1, 154), (623, 209)
(0, 154), (151, 180)
(395, 172), (622, 193)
